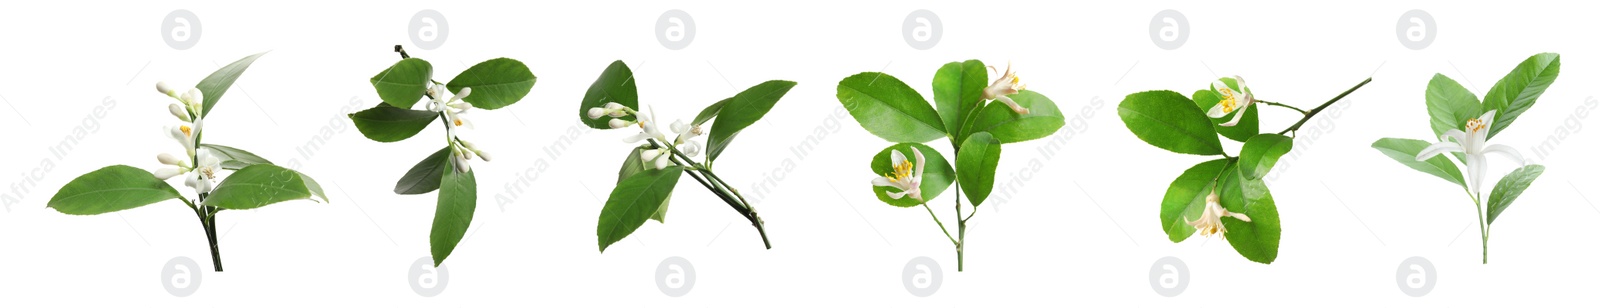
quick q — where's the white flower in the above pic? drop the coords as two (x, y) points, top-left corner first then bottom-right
(621, 112), (667, 144)
(1416, 110), (1526, 197)
(183, 149), (222, 194)
(153, 153), (191, 180)
(428, 85), (474, 130)
(459, 139), (492, 162)
(167, 120), (201, 158)
(588, 102), (631, 120)
(982, 63), (1029, 115)
(450, 146), (473, 173)
(638, 148), (672, 170)
(669, 120), (704, 158)
(179, 88), (204, 114)
(1205, 76), (1255, 127)
(871, 147), (925, 202)
(1187, 191), (1252, 237)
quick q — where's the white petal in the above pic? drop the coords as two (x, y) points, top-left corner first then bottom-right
(1219, 106), (1247, 127)
(1479, 109), (1498, 126)
(1205, 103), (1230, 118)
(671, 120), (689, 134)
(623, 132), (651, 143)
(1415, 141), (1464, 161)
(1440, 129), (1469, 144)
(183, 89), (204, 108)
(639, 149), (662, 162)
(910, 147), (926, 177)
(890, 149), (907, 167)
(452, 87), (472, 102)
(653, 155), (671, 170)
(885, 190), (909, 199)
(871, 177), (895, 187)
(1481, 144), (1525, 165)
(996, 95), (1029, 114)
(1465, 154), (1487, 196)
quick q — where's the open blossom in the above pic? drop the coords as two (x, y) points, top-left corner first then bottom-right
(428, 84), (474, 129)
(1205, 76), (1255, 127)
(871, 147), (925, 202)
(669, 120), (704, 158)
(1187, 191), (1252, 237)
(1416, 110), (1526, 196)
(982, 63), (1029, 115)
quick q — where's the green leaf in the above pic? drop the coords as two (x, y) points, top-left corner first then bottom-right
(933, 60), (987, 141)
(200, 144), (273, 170)
(1192, 89), (1260, 143)
(692, 97), (731, 126)
(618, 146), (673, 223)
(579, 60), (638, 129)
(430, 158), (477, 266)
(1482, 53), (1560, 139)
(296, 169), (328, 204)
(1487, 164), (1545, 225)
(1238, 134), (1293, 180)
(196, 52), (266, 117)
(955, 132), (1001, 206)
(447, 58), (536, 110)
(597, 166), (684, 252)
(836, 72), (946, 143)
(1370, 138), (1467, 188)
(203, 164), (321, 210)
(1118, 90), (1223, 155)
(962, 90), (1065, 144)
(348, 103), (439, 143)
(1217, 163), (1281, 264)
(1160, 159), (1230, 243)
(869, 143), (954, 207)
(48, 165), (183, 215)
(707, 80), (798, 162)
(1425, 74), (1483, 139)
(395, 147), (451, 195)
(370, 58), (433, 110)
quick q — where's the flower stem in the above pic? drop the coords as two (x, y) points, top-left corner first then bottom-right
(1257, 100), (1309, 115)
(648, 139), (772, 249)
(1276, 78), (1372, 135)
(953, 183), (966, 272)
(1467, 189), (1488, 264)
(190, 194), (223, 272)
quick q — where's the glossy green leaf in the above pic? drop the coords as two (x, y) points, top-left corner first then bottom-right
(1238, 134), (1293, 180)
(430, 158), (477, 266)
(1160, 159), (1230, 243)
(579, 60), (638, 129)
(869, 143), (954, 207)
(446, 58), (536, 110)
(1425, 74), (1483, 139)
(962, 90), (1065, 144)
(618, 146), (673, 223)
(348, 103), (439, 142)
(203, 164), (323, 210)
(48, 165), (183, 215)
(197, 52), (266, 117)
(597, 166), (684, 252)
(692, 97), (731, 126)
(1192, 89), (1260, 143)
(200, 144), (273, 170)
(933, 60), (987, 141)
(395, 147), (451, 195)
(1118, 90), (1223, 155)
(1487, 164), (1544, 225)
(1482, 53), (1560, 139)
(1371, 138), (1467, 188)
(1217, 163), (1280, 264)
(370, 58), (433, 110)
(706, 80), (797, 162)
(955, 132), (1001, 206)
(836, 72), (946, 143)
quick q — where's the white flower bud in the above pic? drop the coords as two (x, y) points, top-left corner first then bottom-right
(157, 153), (187, 166)
(608, 118), (633, 129)
(168, 103), (192, 122)
(588, 107), (607, 119)
(156, 82), (176, 97)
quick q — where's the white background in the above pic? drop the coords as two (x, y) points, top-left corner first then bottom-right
(0, 0), (1596, 306)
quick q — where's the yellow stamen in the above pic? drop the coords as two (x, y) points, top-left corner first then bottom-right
(1218, 88), (1238, 113)
(454, 118), (464, 127)
(886, 159), (915, 182)
(1466, 118), (1485, 133)
(180, 125), (193, 137)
